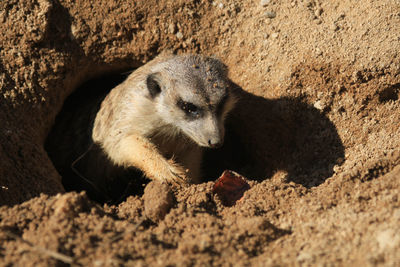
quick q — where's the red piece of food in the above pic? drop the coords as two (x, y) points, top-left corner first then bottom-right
(212, 170), (250, 206)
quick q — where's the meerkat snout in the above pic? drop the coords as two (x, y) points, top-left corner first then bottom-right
(208, 139), (222, 148)
(196, 113), (225, 148)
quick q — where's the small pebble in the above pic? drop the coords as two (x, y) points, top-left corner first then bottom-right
(313, 100), (325, 110)
(265, 11), (276, 18)
(260, 0), (270, 7)
(168, 23), (176, 34)
(314, 8), (323, 17)
(70, 24), (79, 39)
(176, 31), (183, 39)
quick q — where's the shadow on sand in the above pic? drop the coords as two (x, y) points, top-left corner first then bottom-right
(204, 82), (345, 188)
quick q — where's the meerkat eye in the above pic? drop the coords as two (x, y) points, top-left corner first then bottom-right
(146, 73), (162, 98)
(177, 100), (200, 117)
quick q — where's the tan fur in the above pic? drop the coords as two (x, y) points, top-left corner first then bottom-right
(92, 53), (236, 185)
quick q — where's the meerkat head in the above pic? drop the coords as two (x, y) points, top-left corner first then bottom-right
(145, 54), (236, 148)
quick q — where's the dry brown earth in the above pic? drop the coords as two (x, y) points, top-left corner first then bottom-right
(1, 0), (400, 266)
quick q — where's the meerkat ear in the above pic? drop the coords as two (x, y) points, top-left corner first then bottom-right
(146, 73), (162, 98)
(207, 57), (229, 77)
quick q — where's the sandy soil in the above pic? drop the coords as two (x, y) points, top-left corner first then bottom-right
(1, 0), (400, 266)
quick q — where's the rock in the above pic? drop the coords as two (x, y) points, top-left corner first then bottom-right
(168, 23), (176, 34)
(176, 31), (183, 39)
(271, 32), (279, 39)
(260, 0), (271, 7)
(265, 11), (276, 19)
(314, 8), (323, 17)
(143, 181), (174, 222)
(314, 100), (325, 110)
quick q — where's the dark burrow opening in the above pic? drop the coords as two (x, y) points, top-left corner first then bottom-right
(45, 70), (345, 205)
(45, 72), (146, 204)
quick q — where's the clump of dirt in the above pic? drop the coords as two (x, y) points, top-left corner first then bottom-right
(143, 182), (174, 222)
(1, 0), (400, 266)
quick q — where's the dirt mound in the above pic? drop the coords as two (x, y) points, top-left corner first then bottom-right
(1, 0), (400, 265)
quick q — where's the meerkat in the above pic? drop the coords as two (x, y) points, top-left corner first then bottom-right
(46, 53), (236, 201)
(92, 53), (236, 185)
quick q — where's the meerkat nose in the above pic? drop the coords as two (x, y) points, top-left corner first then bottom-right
(208, 139), (222, 149)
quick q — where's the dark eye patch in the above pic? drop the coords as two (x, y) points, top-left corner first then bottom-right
(177, 99), (201, 118)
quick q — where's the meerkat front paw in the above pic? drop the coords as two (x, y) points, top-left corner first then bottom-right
(165, 160), (190, 186)
(142, 157), (190, 186)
